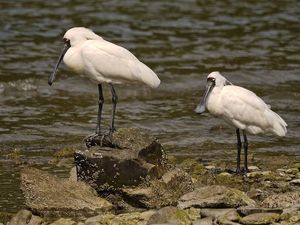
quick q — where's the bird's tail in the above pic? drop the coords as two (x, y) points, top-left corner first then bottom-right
(267, 110), (287, 137)
(136, 62), (160, 88)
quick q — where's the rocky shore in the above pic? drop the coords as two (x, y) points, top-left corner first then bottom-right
(2, 128), (300, 225)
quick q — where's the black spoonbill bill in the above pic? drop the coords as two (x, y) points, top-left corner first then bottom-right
(48, 27), (160, 147)
(195, 71), (287, 174)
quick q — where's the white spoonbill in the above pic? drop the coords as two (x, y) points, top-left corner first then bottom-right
(195, 71), (287, 174)
(48, 27), (160, 147)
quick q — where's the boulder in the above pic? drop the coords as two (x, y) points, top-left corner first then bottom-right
(240, 213), (280, 225)
(178, 185), (255, 209)
(20, 167), (112, 218)
(75, 128), (167, 189)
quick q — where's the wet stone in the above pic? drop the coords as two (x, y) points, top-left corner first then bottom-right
(75, 128), (167, 189)
(7, 209), (32, 225)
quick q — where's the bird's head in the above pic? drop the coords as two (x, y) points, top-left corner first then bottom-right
(63, 27), (103, 47)
(48, 27), (102, 86)
(195, 71), (233, 114)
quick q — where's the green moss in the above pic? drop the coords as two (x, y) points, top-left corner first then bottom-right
(54, 146), (77, 159)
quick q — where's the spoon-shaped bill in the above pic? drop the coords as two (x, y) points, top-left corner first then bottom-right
(48, 42), (71, 86)
(195, 80), (215, 114)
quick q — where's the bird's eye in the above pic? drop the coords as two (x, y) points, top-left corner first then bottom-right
(63, 38), (70, 44)
(207, 77), (216, 83)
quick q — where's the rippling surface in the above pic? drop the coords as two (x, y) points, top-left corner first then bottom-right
(0, 0), (299, 212)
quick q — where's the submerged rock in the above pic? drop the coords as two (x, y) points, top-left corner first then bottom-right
(178, 185), (256, 209)
(75, 128), (167, 189)
(20, 167), (112, 218)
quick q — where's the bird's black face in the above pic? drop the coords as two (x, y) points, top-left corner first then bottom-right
(48, 38), (71, 86)
(195, 77), (216, 114)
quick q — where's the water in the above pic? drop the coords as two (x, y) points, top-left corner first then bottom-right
(0, 0), (299, 213)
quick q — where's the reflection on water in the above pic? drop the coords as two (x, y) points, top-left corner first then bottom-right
(0, 0), (299, 213)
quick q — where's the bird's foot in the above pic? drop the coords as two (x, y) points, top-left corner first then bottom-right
(84, 132), (118, 148)
(235, 167), (249, 176)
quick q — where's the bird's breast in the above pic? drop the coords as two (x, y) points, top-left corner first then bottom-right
(206, 88), (223, 116)
(63, 48), (84, 74)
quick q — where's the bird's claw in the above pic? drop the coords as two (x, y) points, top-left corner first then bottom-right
(84, 132), (118, 149)
(236, 167), (249, 176)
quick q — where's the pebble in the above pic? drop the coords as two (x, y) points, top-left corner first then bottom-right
(290, 179), (300, 186)
(248, 166), (260, 172)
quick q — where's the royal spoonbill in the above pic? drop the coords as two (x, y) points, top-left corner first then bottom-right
(195, 71), (287, 174)
(48, 27), (160, 147)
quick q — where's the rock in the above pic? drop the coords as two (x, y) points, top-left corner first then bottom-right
(49, 218), (76, 225)
(192, 217), (213, 225)
(248, 166), (260, 172)
(218, 172), (232, 177)
(240, 213), (280, 225)
(75, 128), (167, 189)
(85, 210), (156, 225)
(205, 165), (215, 170)
(247, 171), (272, 179)
(178, 185), (255, 209)
(290, 179), (300, 186)
(123, 168), (194, 208)
(146, 207), (199, 225)
(262, 191), (300, 208)
(237, 206), (283, 216)
(280, 210), (300, 223)
(199, 208), (236, 219)
(27, 215), (43, 225)
(20, 167), (112, 218)
(286, 168), (299, 175)
(7, 209), (32, 225)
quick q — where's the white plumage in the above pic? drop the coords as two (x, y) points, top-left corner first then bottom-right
(195, 71), (287, 173)
(58, 27), (160, 87)
(48, 27), (160, 147)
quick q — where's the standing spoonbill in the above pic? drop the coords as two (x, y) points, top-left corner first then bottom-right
(195, 71), (287, 174)
(48, 27), (160, 147)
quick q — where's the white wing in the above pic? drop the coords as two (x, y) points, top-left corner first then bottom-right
(220, 86), (287, 135)
(80, 40), (160, 88)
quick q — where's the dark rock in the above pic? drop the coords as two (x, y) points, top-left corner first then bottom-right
(178, 185), (255, 209)
(240, 213), (280, 225)
(146, 206), (199, 225)
(75, 128), (167, 189)
(20, 167), (112, 218)
(262, 191), (300, 208)
(122, 168), (194, 209)
(237, 206), (283, 216)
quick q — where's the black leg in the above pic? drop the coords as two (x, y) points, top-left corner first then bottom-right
(96, 84), (104, 134)
(109, 83), (118, 134)
(243, 130), (249, 172)
(236, 129), (242, 174)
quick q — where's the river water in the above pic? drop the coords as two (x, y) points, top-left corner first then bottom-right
(0, 0), (299, 213)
